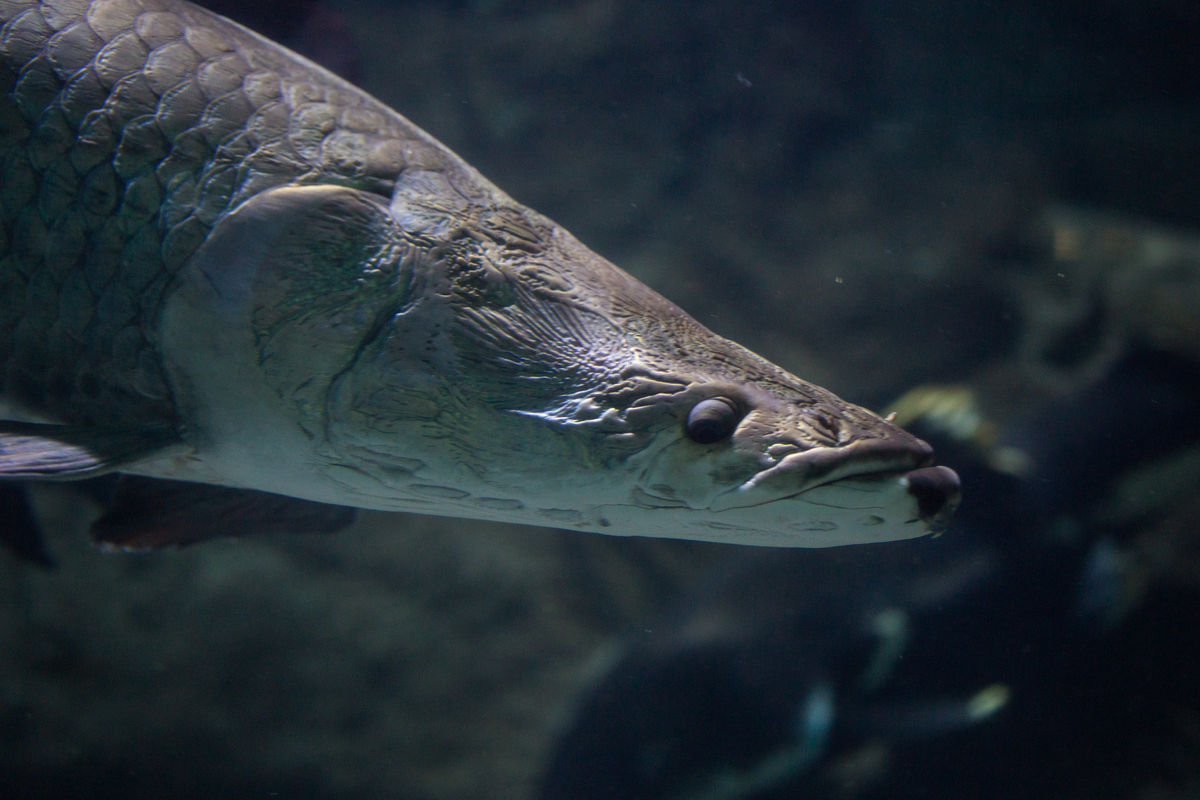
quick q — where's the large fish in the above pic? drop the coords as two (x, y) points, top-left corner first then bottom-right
(0, 0), (959, 548)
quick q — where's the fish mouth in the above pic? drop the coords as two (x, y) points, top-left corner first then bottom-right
(712, 436), (961, 530)
(901, 465), (961, 531)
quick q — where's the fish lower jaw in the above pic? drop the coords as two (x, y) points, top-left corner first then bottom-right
(585, 503), (933, 548)
(684, 474), (938, 547)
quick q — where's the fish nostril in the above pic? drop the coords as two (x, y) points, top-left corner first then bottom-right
(904, 466), (962, 523)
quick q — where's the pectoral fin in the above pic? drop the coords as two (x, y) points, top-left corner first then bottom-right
(0, 421), (180, 480)
(91, 476), (357, 551)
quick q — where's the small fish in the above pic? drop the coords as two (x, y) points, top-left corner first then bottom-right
(538, 543), (1010, 800)
(0, 0), (958, 548)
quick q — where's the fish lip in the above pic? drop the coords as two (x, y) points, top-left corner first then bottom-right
(755, 436), (933, 491)
(711, 435), (937, 512)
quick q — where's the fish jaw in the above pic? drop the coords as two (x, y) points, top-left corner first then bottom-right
(591, 477), (935, 547)
(620, 423), (960, 547)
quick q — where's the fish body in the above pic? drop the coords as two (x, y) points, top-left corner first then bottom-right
(0, 0), (958, 547)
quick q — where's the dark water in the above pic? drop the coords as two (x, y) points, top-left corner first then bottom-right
(3, 1), (1199, 798)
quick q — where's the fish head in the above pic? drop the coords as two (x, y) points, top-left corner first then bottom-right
(325, 205), (959, 546)
(161, 183), (957, 546)
(592, 376), (961, 546)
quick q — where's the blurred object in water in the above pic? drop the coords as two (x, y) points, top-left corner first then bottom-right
(887, 384), (1030, 479)
(998, 349), (1200, 524)
(539, 538), (1012, 800)
(1007, 206), (1200, 394)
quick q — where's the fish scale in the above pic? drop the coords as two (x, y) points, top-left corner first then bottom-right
(0, 0), (460, 427)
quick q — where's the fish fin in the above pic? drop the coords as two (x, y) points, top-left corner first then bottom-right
(91, 476), (357, 551)
(0, 483), (55, 568)
(0, 421), (180, 480)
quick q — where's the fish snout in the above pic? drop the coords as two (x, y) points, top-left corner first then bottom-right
(903, 466), (961, 530)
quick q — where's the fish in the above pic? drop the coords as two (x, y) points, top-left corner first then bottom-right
(0, 0), (959, 549)
(539, 542), (1012, 800)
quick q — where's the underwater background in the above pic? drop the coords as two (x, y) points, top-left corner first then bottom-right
(3, 0), (1200, 798)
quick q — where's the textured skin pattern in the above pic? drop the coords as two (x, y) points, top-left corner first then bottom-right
(0, 0), (468, 427)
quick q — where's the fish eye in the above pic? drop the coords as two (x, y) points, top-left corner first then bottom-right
(685, 397), (742, 444)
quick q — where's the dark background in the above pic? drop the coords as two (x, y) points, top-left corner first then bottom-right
(3, 1), (1199, 798)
